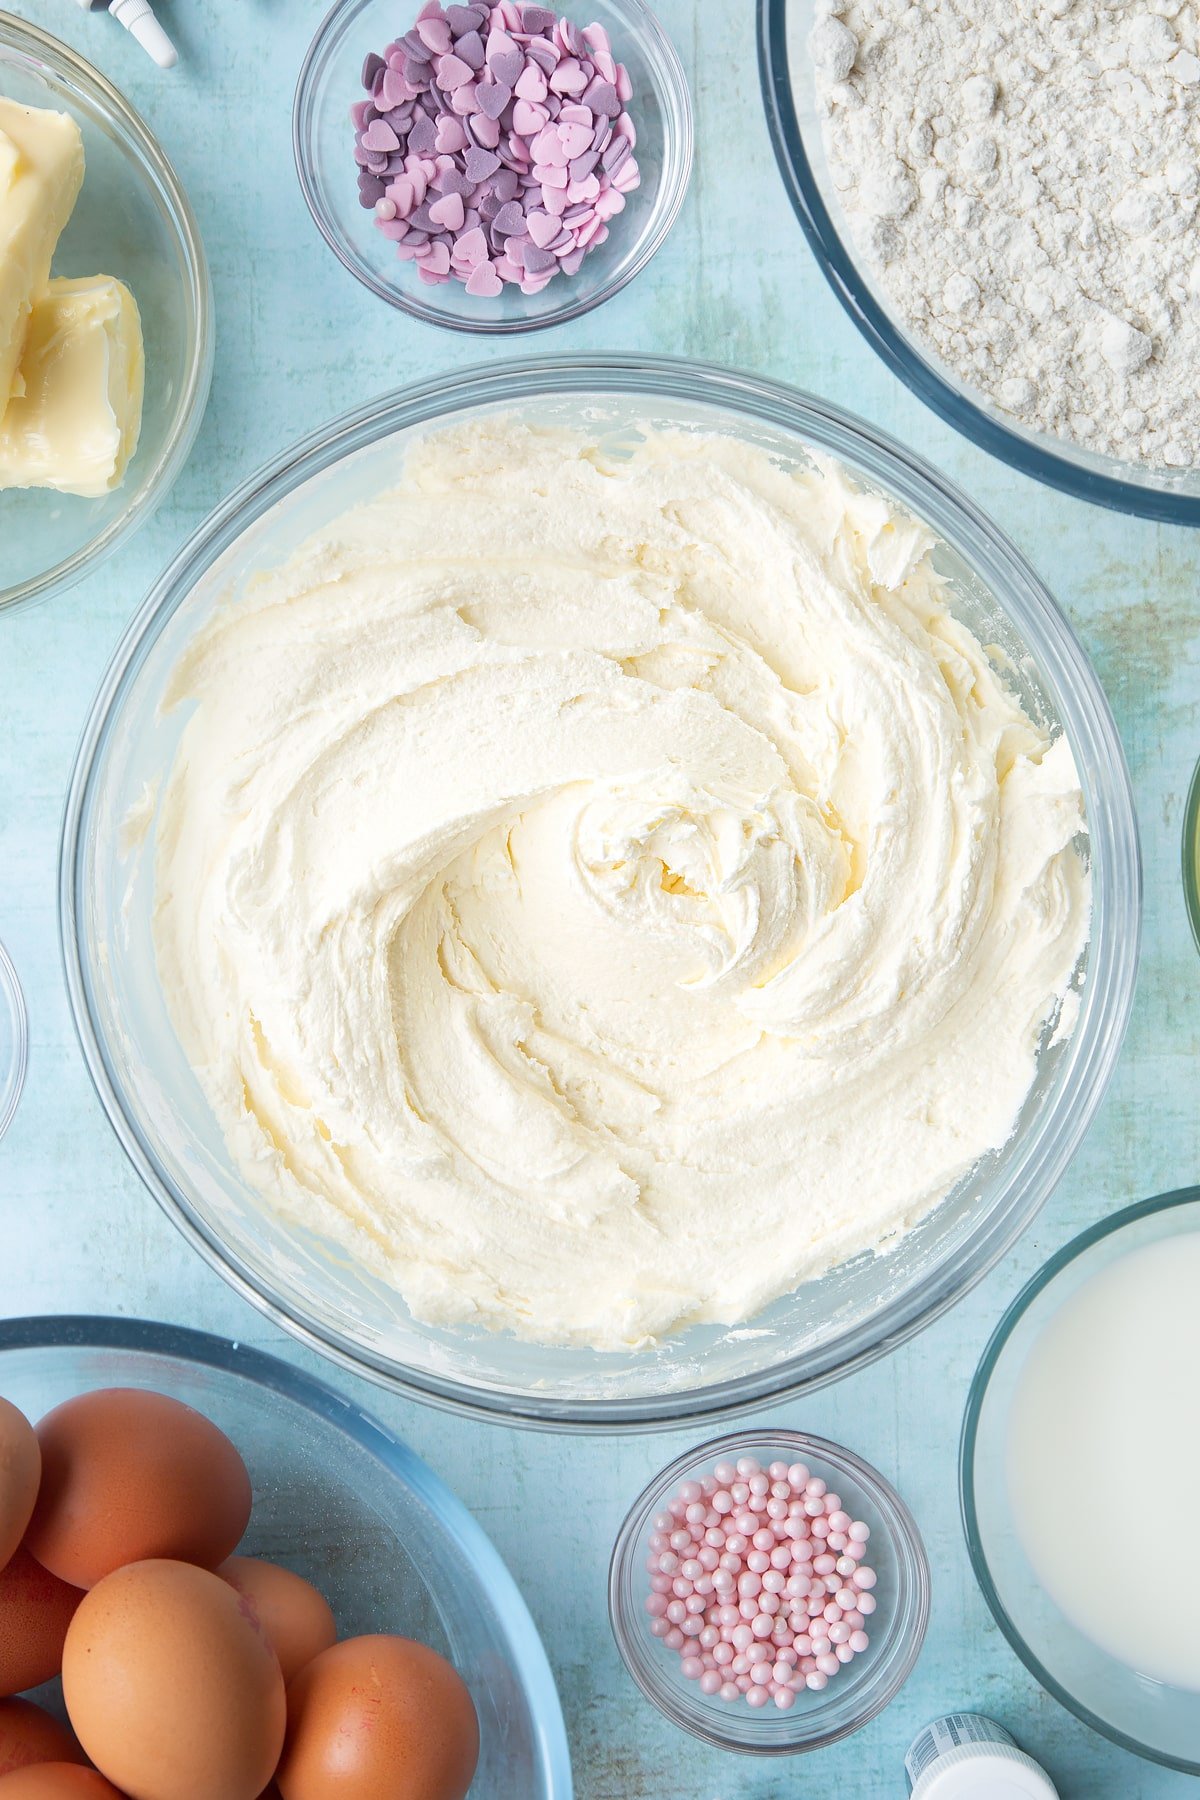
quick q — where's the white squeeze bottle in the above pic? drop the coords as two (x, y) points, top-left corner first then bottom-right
(905, 1715), (1059, 1798)
(73, 0), (178, 69)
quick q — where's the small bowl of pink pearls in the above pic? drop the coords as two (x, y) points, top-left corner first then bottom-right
(609, 1431), (929, 1753)
(294, 0), (692, 332)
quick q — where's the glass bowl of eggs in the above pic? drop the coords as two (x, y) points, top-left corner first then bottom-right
(0, 1315), (572, 1795)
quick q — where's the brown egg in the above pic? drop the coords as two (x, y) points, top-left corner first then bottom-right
(62, 1559), (286, 1800)
(218, 1559), (337, 1686)
(0, 1701), (84, 1777)
(277, 1636), (479, 1800)
(0, 1548), (83, 1695)
(0, 1768), (126, 1797)
(27, 1389), (252, 1588)
(0, 1401), (40, 1574)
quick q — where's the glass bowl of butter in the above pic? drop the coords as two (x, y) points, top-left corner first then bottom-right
(0, 14), (212, 612)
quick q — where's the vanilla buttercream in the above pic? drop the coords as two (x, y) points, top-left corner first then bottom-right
(152, 421), (1091, 1350)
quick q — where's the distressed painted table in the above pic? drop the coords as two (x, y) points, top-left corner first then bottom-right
(0, 1), (1195, 1793)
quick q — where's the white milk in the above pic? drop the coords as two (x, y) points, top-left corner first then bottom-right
(1007, 1230), (1200, 1691)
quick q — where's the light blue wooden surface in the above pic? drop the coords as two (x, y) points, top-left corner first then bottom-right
(0, 2), (1195, 1793)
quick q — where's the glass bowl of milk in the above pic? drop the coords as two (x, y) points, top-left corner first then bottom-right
(962, 1188), (1200, 1773)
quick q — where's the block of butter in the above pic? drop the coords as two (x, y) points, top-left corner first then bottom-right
(0, 276), (145, 497)
(0, 98), (85, 407)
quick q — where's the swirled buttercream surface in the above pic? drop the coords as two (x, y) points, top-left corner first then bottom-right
(153, 421), (1091, 1349)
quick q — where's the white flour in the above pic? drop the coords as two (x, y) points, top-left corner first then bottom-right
(814, 0), (1200, 468)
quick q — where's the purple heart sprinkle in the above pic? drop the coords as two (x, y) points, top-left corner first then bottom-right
(464, 145), (502, 181)
(521, 3), (557, 28)
(569, 149), (600, 182)
(489, 48), (525, 86)
(563, 21), (587, 57)
(477, 191), (502, 219)
(455, 28), (485, 68)
(408, 114), (438, 153)
(476, 79), (512, 119)
(358, 174), (386, 206)
(402, 30), (431, 60)
(493, 199), (526, 235)
(522, 241), (558, 272)
(362, 51), (386, 90)
(586, 79), (620, 118)
(494, 167), (521, 201)
(601, 136), (630, 171)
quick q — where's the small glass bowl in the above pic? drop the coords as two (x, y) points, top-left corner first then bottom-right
(1182, 754), (1200, 954)
(0, 16), (213, 612)
(0, 1314), (573, 1798)
(608, 1429), (929, 1754)
(0, 939), (27, 1141)
(293, 0), (692, 333)
(961, 1188), (1200, 1774)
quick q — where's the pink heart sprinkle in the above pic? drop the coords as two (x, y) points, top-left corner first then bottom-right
(465, 260), (504, 296)
(435, 116), (469, 153)
(361, 118), (399, 153)
(550, 58), (588, 96)
(381, 69), (409, 109)
(542, 184), (569, 215)
(449, 81), (479, 115)
(514, 64), (548, 102)
(416, 15), (452, 53)
(428, 191), (466, 231)
(512, 100), (549, 137)
(453, 226), (489, 266)
(437, 52), (475, 88)
(560, 103), (593, 127)
(526, 209), (559, 248)
(422, 240), (452, 275)
(470, 112), (501, 148)
(559, 122), (593, 159)
(386, 176), (416, 216)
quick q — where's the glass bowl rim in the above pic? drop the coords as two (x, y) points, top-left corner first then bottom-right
(607, 1425), (930, 1755)
(959, 1185), (1200, 1775)
(756, 0), (1200, 526)
(0, 936), (27, 1141)
(0, 1311), (574, 1795)
(0, 9), (215, 614)
(59, 350), (1140, 1432)
(1182, 755), (1200, 956)
(292, 0), (694, 336)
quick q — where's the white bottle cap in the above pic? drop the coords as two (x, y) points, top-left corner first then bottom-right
(107, 0), (178, 68)
(911, 1747), (1059, 1799)
(907, 1717), (1058, 1800)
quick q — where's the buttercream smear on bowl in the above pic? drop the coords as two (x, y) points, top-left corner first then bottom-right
(150, 420), (1091, 1351)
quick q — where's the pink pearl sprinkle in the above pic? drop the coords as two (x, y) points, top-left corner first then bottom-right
(647, 1454), (880, 1710)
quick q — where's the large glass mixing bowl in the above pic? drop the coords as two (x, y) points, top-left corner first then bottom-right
(0, 1315), (572, 1797)
(758, 0), (1200, 523)
(60, 355), (1140, 1429)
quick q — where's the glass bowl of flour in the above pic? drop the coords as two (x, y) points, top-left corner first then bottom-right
(759, 0), (1200, 521)
(60, 355), (1139, 1429)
